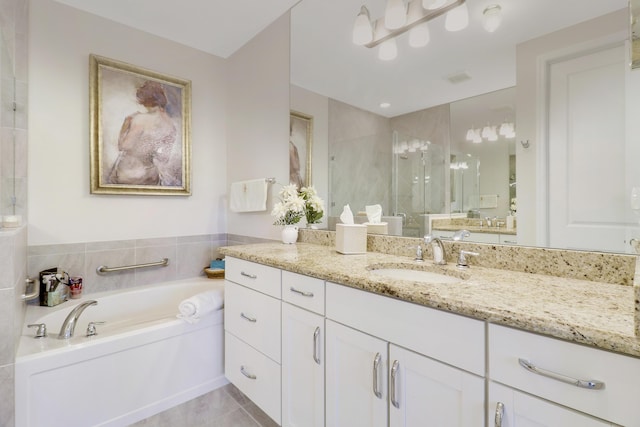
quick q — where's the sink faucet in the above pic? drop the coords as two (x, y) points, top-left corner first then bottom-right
(424, 235), (446, 265)
(452, 229), (471, 241)
(58, 300), (98, 339)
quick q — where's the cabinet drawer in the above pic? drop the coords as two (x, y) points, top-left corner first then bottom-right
(225, 257), (281, 298)
(489, 323), (640, 426)
(224, 281), (281, 362)
(225, 332), (281, 425)
(282, 271), (325, 315)
(326, 282), (485, 376)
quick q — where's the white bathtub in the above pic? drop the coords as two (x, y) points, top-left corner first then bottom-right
(15, 277), (227, 427)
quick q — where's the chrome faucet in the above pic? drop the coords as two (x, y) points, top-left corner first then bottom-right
(424, 235), (446, 265)
(58, 300), (98, 339)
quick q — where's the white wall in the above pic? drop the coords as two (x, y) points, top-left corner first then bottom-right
(290, 84), (328, 228)
(28, 0), (227, 245)
(226, 13), (290, 240)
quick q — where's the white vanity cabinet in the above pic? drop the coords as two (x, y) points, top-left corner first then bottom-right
(489, 324), (640, 427)
(326, 282), (486, 426)
(281, 271), (325, 427)
(224, 258), (282, 425)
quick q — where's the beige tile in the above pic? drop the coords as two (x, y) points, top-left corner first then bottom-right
(0, 363), (14, 427)
(211, 408), (260, 427)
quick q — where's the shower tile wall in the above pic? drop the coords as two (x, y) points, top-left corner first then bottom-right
(328, 99), (392, 218)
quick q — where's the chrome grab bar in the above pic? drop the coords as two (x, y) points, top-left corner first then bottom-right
(290, 286), (314, 297)
(240, 365), (257, 380)
(390, 360), (400, 408)
(518, 358), (605, 390)
(96, 258), (169, 274)
(373, 353), (382, 399)
(495, 402), (504, 427)
(313, 327), (321, 365)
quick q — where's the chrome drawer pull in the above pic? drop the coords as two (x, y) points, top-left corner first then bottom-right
(290, 286), (314, 297)
(240, 312), (257, 323)
(390, 360), (400, 408)
(240, 365), (257, 380)
(240, 271), (257, 279)
(518, 358), (605, 390)
(372, 353), (382, 399)
(313, 327), (321, 364)
(495, 402), (504, 427)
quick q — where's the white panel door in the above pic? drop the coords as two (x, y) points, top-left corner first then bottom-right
(547, 44), (626, 251)
(325, 320), (388, 427)
(281, 303), (324, 427)
(489, 382), (611, 427)
(389, 344), (485, 427)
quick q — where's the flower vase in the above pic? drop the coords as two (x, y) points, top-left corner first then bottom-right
(281, 225), (299, 244)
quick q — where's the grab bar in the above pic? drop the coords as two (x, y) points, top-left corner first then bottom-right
(96, 258), (169, 274)
(22, 278), (40, 301)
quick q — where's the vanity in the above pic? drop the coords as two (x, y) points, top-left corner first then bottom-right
(220, 237), (640, 427)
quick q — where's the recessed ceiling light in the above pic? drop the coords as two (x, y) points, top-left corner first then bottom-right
(380, 102), (391, 108)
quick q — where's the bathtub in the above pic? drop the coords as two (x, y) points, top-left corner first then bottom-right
(15, 277), (227, 427)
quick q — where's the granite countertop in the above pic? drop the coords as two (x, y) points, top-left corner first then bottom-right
(220, 242), (640, 358)
(432, 225), (517, 235)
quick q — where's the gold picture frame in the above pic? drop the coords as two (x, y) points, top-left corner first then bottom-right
(289, 110), (313, 189)
(89, 54), (192, 195)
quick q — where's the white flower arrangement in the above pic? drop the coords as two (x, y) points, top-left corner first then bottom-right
(271, 183), (325, 226)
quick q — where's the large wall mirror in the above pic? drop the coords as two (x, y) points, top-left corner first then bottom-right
(291, 0), (638, 254)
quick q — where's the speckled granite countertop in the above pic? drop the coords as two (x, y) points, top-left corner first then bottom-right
(219, 242), (640, 358)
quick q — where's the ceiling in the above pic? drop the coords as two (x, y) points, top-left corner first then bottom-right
(55, 0), (627, 117)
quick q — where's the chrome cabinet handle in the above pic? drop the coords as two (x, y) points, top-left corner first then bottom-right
(240, 312), (257, 323)
(240, 271), (257, 279)
(372, 353), (382, 398)
(240, 365), (257, 380)
(290, 286), (314, 297)
(518, 358), (605, 390)
(390, 360), (400, 408)
(495, 402), (504, 427)
(313, 327), (321, 364)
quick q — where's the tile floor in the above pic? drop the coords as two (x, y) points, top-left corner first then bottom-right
(130, 383), (278, 427)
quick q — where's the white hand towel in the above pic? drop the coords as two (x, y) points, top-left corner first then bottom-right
(230, 179), (268, 212)
(177, 289), (224, 324)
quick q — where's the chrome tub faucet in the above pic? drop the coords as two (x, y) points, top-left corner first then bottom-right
(58, 300), (98, 339)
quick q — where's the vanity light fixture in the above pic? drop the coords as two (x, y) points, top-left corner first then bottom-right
(467, 121), (513, 143)
(352, 0), (468, 61)
(482, 4), (502, 33)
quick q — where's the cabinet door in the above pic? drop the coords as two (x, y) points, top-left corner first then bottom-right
(281, 303), (324, 427)
(489, 382), (611, 427)
(389, 344), (484, 427)
(326, 320), (388, 427)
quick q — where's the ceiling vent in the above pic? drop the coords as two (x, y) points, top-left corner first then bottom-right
(446, 71), (471, 84)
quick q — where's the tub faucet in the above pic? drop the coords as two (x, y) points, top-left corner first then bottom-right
(424, 235), (446, 265)
(58, 300), (98, 339)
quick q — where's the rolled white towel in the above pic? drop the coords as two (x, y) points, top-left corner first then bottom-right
(177, 289), (224, 324)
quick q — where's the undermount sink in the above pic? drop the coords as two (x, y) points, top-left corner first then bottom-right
(368, 264), (468, 284)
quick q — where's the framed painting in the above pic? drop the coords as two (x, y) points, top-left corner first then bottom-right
(289, 110), (313, 189)
(89, 54), (191, 195)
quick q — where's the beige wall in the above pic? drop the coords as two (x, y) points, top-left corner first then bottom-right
(28, 0), (228, 245)
(226, 13), (290, 240)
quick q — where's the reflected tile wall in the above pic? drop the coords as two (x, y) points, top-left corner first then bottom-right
(27, 234), (228, 296)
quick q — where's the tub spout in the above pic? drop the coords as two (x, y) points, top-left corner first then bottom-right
(58, 300), (98, 339)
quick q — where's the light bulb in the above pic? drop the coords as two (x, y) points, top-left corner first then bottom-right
(481, 125), (491, 139)
(408, 22), (430, 48)
(482, 5), (502, 33)
(499, 121), (511, 136)
(378, 38), (398, 61)
(422, 0), (447, 9)
(385, 0), (407, 30)
(352, 6), (373, 45)
(445, 2), (469, 32)
(465, 128), (475, 141)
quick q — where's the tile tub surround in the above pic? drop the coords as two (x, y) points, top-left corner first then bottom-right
(431, 217), (517, 235)
(219, 241), (640, 358)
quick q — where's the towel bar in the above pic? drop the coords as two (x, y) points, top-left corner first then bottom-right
(96, 258), (169, 274)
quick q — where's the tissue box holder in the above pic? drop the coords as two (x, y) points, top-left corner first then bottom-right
(364, 222), (388, 235)
(336, 224), (367, 254)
